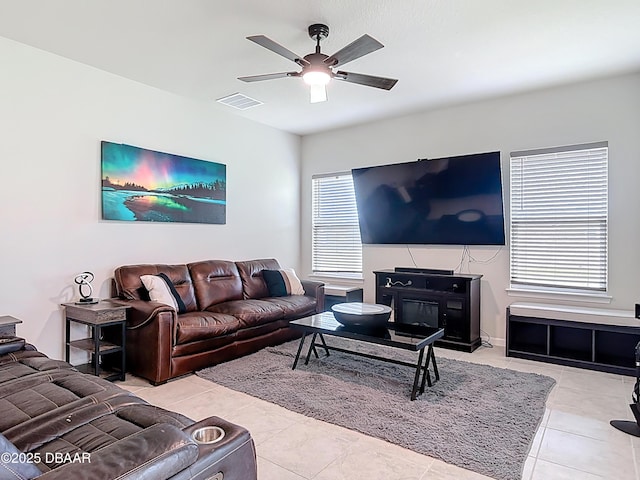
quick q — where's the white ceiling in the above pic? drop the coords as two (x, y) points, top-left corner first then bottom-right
(1, 0), (639, 135)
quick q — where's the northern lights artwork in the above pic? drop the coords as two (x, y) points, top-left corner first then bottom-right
(101, 142), (226, 224)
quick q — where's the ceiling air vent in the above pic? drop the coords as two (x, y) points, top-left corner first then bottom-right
(216, 93), (263, 110)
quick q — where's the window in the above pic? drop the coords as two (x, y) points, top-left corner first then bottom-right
(312, 173), (362, 276)
(510, 142), (608, 293)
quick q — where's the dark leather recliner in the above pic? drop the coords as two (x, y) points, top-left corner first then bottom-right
(0, 339), (257, 480)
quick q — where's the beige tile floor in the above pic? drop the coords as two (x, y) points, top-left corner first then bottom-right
(118, 345), (639, 480)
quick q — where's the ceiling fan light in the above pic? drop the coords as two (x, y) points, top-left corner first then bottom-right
(304, 70), (330, 103)
(309, 83), (327, 103)
(302, 70), (331, 86)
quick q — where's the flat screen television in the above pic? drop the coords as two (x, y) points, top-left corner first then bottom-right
(351, 151), (505, 245)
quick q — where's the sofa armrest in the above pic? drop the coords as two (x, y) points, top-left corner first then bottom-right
(35, 423), (199, 480)
(109, 298), (175, 384)
(301, 280), (325, 313)
(179, 416), (257, 480)
(110, 298), (174, 329)
(0, 336), (26, 355)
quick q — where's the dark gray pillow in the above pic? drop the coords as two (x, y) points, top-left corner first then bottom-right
(262, 268), (305, 297)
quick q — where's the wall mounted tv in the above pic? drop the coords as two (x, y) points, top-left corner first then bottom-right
(351, 151), (505, 245)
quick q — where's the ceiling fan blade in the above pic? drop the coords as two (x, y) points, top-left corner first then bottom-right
(324, 34), (384, 67)
(334, 71), (398, 90)
(247, 35), (310, 66)
(238, 72), (299, 82)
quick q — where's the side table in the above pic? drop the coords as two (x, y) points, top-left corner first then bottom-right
(0, 315), (23, 336)
(62, 300), (129, 381)
(324, 285), (364, 312)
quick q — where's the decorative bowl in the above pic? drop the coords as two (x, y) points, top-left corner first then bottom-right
(331, 302), (392, 328)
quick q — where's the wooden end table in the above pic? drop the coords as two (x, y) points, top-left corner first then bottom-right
(0, 315), (23, 337)
(62, 300), (129, 381)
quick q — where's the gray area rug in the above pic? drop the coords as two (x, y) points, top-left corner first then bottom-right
(197, 338), (555, 480)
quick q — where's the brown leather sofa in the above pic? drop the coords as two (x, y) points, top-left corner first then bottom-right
(0, 338), (257, 480)
(113, 258), (324, 385)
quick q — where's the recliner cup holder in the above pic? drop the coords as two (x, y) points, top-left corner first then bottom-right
(192, 426), (226, 444)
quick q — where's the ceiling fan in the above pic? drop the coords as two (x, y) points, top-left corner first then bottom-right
(238, 23), (398, 103)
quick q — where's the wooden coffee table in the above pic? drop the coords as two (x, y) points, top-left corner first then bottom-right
(289, 312), (444, 400)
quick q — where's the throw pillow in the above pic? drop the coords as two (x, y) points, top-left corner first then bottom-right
(0, 433), (42, 479)
(263, 268), (305, 297)
(140, 273), (187, 314)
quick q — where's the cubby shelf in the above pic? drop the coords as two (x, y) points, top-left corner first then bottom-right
(507, 305), (640, 376)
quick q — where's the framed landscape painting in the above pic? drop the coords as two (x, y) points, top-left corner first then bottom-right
(101, 142), (226, 224)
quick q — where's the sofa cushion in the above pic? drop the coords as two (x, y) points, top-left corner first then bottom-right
(262, 296), (318, 319)
(0, 354), (75, 386)
(0, 371), (124, 433)
(114, 264), (198, 312)
(140, 274), (187, 314)
(188, 260), (243, 310)
(207, 299), (283, 327)
(236, 259), (280, 299)
(175, 312), (240, 345)
(36, 423), (199, 480)
(262, 269), (305, 297)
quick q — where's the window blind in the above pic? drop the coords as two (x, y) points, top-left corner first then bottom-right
(312, 173), (362, 274)
(510, 142), (608, 292)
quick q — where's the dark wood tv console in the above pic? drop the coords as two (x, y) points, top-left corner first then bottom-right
(374, 268), (482, 352)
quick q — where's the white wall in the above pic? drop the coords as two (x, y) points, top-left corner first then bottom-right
(301, 72), (640, 344)
(2, 34), (638, 358)
(0, 37), (301, 358)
